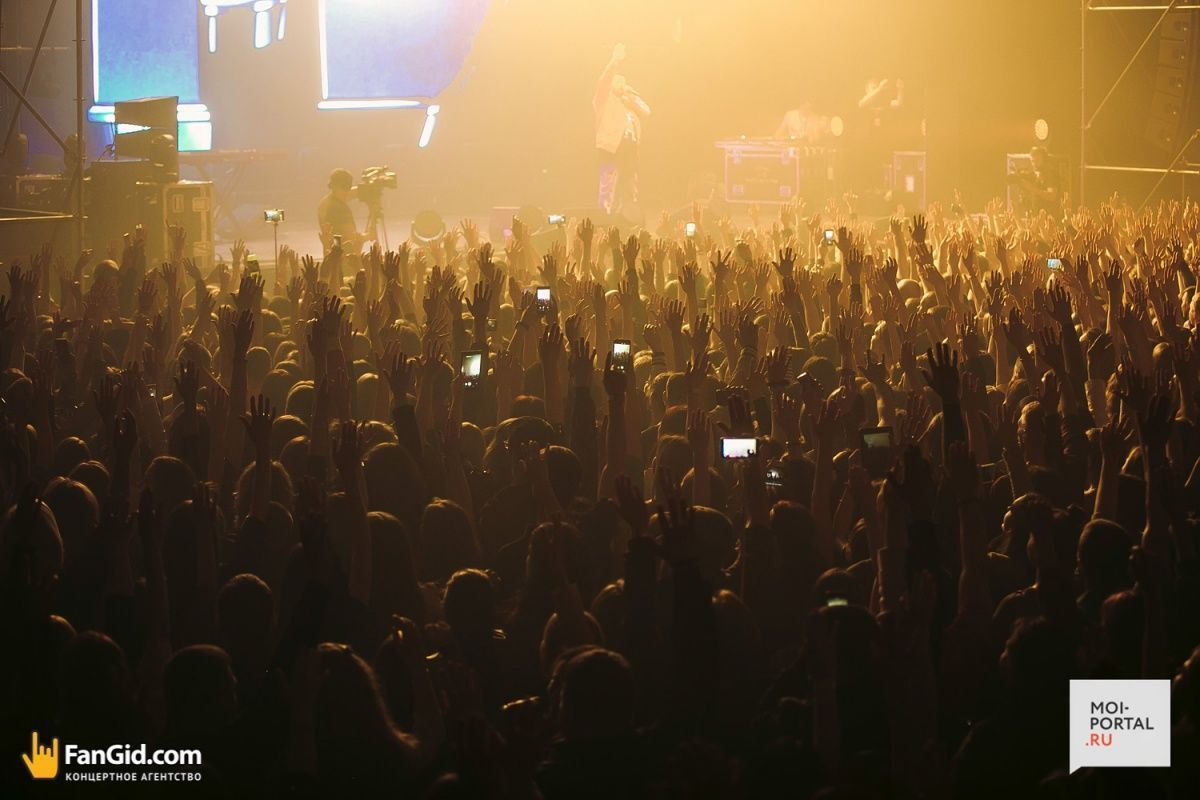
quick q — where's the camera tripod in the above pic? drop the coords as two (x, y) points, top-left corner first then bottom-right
(365, 202), (390, 251)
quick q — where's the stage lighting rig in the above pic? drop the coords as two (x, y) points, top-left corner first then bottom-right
(203, 0), (288, 53)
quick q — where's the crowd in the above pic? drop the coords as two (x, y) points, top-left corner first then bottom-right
(2, 193), (1200, 798)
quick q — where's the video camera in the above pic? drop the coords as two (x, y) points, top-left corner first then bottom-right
(354, 166), (397, 210)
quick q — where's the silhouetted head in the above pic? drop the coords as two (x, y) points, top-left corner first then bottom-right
(443, 568), (495, 641)
(217, 573), (274, 672)
(164, 645), (238, 737)
(549, 646), (635, 741)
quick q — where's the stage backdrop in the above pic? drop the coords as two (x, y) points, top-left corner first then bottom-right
(7, 0), (1080, 215)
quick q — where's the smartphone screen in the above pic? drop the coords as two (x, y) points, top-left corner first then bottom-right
(826, 596), (849, 608)
(823, 228), (835, 243)
(860, 426), (894, 479)
(612, 339), (632, 373)
(547, 214), (565, 226)
(721, 437), (757, 460)
(460, 351), (482, 388)
(766, 466), (783, 488)
(862, 427), (893, 450)
(1046, 257), (1063, 271)
(536, 286), (551, 311)
(685, 222), (697, 238)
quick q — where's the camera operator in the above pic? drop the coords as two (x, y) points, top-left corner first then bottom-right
(317, 167), (364, 256)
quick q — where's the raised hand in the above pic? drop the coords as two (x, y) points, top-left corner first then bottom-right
(136, 276), (157, 316)
(622, 234), (640, 269)
(602, 351), (627, 397)
(569, 338), (596, 387)
(1035, 326), (1066, 374)
(774, 246), (796, 278)
(921, 342), (960, 402)
(538, 323), (564, 368)
(241, 394), (276, 456)
(655, 468), (696, 564)
(1103, 258), (1124, 303)
(760, 346), (790, 386)
(1087, 332), (1115, 380)
(910, 213), (928, 245)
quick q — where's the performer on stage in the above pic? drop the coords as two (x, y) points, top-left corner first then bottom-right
(594, 43), (651, 214)
(859, 77), (904, 121)
(1009, 145), (1063, 215)
(854, 77), (905, 202)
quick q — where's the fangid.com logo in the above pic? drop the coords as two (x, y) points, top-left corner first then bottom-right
(22, 732), (203, 783)
(1069, 680), (1171, 773)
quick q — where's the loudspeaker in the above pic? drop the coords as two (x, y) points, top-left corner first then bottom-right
(86, 159), (161, 252)
(1146, 10), (1200, 155)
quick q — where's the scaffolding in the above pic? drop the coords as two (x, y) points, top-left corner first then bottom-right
(0, 0), (86, 252)
(1080, 1), (1200, 207)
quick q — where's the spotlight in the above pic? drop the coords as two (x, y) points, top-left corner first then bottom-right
(1034, 118), (1049, 141)
(411, 210), (446, 243)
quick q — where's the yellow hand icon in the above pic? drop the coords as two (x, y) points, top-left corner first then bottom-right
(22, 731), (59, 780)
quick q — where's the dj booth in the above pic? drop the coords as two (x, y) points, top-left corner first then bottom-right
(715, 139), (837, 204)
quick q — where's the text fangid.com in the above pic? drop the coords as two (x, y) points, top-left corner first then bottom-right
(22, 733), (202, 783)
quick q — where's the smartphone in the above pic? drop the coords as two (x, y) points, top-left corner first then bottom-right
(823, 228), (835, 244)
(246, 255), (261, 275)
(263, 209), (285, 223)
(536, 286), (551, 313)
(487, 318), (497, 331)
(860, 425), (894, 479)
(1046, 257), (1063, 271)
(685, 222), (697, 238)
(612, 339), (632, 373)
(720, 437), (758, 460)
(332, 234), (343, 249)
(825, 596), (849, 608)
(547, 213), (565, 226)
(766, 465), (784, 488)
(460, 350), (483, 389)
(148, 385), (157, 399)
